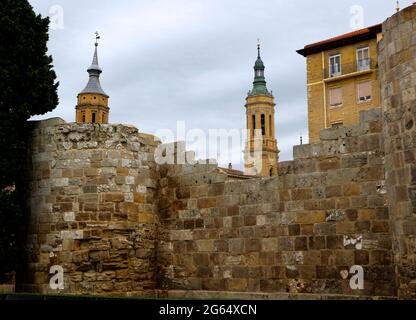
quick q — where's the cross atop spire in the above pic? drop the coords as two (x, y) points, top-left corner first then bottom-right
(396, 0), (400, 12)
(257, 38), (261, 58)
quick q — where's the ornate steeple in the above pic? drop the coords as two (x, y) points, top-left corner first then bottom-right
(75, 32), (110, 124)
(249, 40), (271, 97)
(80, 32), (108, 97)
(244, 40), (279, 177)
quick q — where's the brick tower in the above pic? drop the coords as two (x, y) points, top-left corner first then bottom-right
(244, 42), (279, 177)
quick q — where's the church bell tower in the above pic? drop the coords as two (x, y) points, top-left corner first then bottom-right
(244, 42), (279, 177)
(76, 32), (109, 124)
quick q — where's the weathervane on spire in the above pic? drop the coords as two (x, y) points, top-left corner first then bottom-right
(95, 31), (100, 47)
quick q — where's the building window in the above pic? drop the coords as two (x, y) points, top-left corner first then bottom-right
(252, 114), (256, 131)
(269, 114), (272, 136)
(261, 114), (265, 136)
(82, 113), (85, 122)
(331, 122), (343, 128)
(357, 47), (370, 71)
(329, 54), (341, 77)
(256, 70), (263, 77)
(269, 168), (273, 177)
(92, 112), (96, 123)
(357, 81), (372, 102)
(329, 87), (343, 107)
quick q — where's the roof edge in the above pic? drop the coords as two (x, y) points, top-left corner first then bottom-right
(297, 24), (382, 57)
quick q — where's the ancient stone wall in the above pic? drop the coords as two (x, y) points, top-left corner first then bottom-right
(157, 108), (395, 297)
(379, 4), (416, 298)
(22, 118), (160, 296)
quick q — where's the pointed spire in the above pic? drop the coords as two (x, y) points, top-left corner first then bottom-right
(88, 45), (102, 73)
(249, 39), (271, 97)
(88, 32), (102, 73)
(80, 32), (108, 97)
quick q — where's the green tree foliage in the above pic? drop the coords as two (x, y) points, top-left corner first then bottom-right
(0, 0), (59, 283)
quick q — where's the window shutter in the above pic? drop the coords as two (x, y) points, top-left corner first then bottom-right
(358, 81), (372, 101)
(329, 87), (342, 106)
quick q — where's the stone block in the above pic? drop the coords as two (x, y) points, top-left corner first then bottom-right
(314, 223), (336, 235)
(371, 221), (390, 233)
(194, 253), (210, 266)
(245, 239), (261, 252)
(296, 211), (326, 224)
(355, 250), (370, 265)
(291, 189), (312, 200)
(370, 250), (392, 265)
(318, 157), (340, 171)
(170, 230), (193, 241)
(288, 224), (300, 236)
(102, 192), (124, 202)
(197, 197), (217, 209)
(294, 237), (308, 251)
(60, 230), (84, 240)
(277, 237), (294, 251)
(359, 108), (381, 123)
(335, 251), (355, 265)
(138, 213), (154, 224)
(262, 238), (278, 252)
(336, 222), (356, 234)
(229, 239), (244, 253)
(308, 236), (326, 250)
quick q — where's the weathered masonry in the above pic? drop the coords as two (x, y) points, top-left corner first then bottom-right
(20, 5), (416, 299)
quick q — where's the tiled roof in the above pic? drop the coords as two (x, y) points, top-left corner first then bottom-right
(297, 24), (382, 57)
(216, 167), (255, 180)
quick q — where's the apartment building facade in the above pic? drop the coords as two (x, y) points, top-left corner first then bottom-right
(297, 24), (382, 143)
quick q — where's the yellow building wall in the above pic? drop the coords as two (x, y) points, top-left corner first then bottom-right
(306, 37), (380, 143)
(76, 93), (109, 124)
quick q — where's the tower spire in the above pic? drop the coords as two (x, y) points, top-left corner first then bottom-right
(81, 32), (107, 96)
(76, 32), (110, 124)
(249, 40), (270, 97)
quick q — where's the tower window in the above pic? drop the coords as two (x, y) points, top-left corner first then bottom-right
(82, 113), (85, 122)
(261, 114), (265, 136)
(269, 114), (272, 136)
(94, 96), (97, 100)
(252, 114), (256, 131)
(270, 168), (273, 177)
(92, 112), (96, 123)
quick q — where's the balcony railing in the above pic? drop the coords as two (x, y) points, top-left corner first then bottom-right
(324, 58), (374, 79)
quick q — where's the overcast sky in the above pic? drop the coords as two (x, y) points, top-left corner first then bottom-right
(29, 0), (411, 166)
